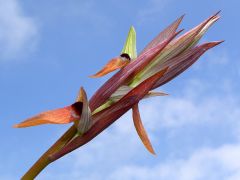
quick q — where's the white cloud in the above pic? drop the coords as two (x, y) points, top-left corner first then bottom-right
(107, 144), (240, 180)
(0, 0), (38, 60)
(140, 89), (240, 130)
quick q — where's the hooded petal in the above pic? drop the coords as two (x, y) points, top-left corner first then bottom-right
(13, 102), (83, 128)
(132, 104), (155, 155)
(121, 26), (137, 59)
(77, 87), (93, 134)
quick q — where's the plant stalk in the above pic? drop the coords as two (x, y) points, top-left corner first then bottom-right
(21, 125), (77, 180)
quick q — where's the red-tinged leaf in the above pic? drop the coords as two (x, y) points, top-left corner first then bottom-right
(130, 13), (220, 86)
(168, 12), (220, 53)
(132, 104), (155, 155)
(140, 15), (184, 54)
(50, 68), (168, 161)
(148, 40), (219, 77)
(77, 87), (92, 134)
(89, 30), (182, 111)
(90, 57), (130, 78)
(152, 41), (224, 89)
(184, 11), (220, 48)
(13, 102), (83, 128)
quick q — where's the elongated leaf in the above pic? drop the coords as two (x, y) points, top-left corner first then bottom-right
(152, 41), (224, 89)
(13, 102), (83, 128)
(132, 12), (220, 86)
(169, 11), (220, 53)
(50, 68), (168, 161)
(121, 26), (137, 59)
(90, 57), (130, 78)
(140, 15), (184, 54)
(89, 30), (182, 111)
(132, 104), (155, 155)
(77, 87), (92, 134)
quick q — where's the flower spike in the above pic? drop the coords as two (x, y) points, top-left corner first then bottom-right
(15, 12), (223, 179)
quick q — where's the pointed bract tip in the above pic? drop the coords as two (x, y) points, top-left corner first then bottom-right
(150, 149), (156, 155)
(216, 40), (225, 44)
(201, 40), (224, 50)
(89, 75), (98, 78)
(160, 92), (169, 96)
(211, 11), (221, 21)
(130, 25), (136, 32)
(76, 86), (84, 102)
(176, 29), (184, 35)
(13, 124), (20, 128)
(215, 10), (221, 16)
(80, 87), (87, 96)
(179, 14), (185, 21)
(211, 40), (224, 47)
(174, 14), (185, 26)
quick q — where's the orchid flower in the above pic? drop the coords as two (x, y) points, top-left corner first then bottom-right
(14, 12), (223, 179)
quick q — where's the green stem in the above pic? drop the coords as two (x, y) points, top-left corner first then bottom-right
(21, 125), (77, 180)
(92, 100), (113, 114)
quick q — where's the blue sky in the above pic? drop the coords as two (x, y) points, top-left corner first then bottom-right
(0, 0), (240, 179)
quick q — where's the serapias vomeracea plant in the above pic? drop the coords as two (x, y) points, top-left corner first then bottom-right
(14, 12), (223, 179)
